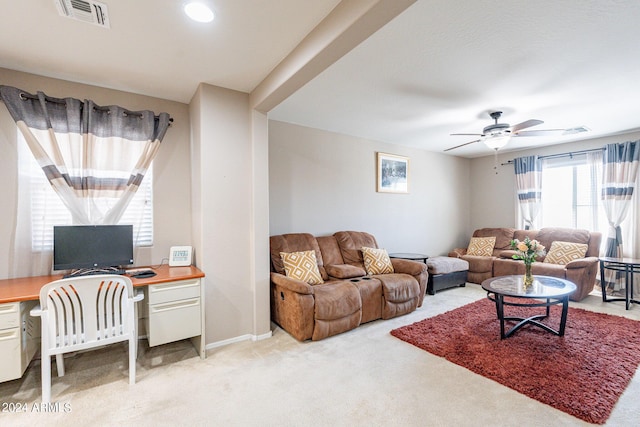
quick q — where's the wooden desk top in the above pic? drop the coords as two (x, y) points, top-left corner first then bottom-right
(0, 264), (205, 304)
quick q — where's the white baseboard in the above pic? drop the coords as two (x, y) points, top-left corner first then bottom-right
(252, 330), (273, 341)
(205, 330), (272, 350)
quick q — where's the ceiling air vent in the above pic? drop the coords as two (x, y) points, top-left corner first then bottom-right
(55, 0), (110, 28)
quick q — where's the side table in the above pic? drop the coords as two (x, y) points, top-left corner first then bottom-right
(599, 257), (640, 310)
(388, 253), (429, 264)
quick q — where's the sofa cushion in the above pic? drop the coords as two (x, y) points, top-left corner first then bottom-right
(531, 262), (567, 279)
(375, 273), (419, 302)
(535, 227), (590, 253)
(313, 282), (361, 320)
(544, 241), (588, 265)
(280, 250), (324, 285)
(270, 233), (328, 280)
(316, 235), (345, 266)
(312, 282), (362, 341)
(361, 247), (394, 275)
(513, 229), (538, 242)
(467, 236), (496, 257)
(334, 231), (379, 266)
(349, 277), (383, 323)
(461, 254), (495, 272)
(473, 227), (515, 251)
(376, 273), (420, 319)
(494, 258), (567, 279)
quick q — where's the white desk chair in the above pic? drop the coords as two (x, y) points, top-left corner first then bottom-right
(30, 275), (144, 403)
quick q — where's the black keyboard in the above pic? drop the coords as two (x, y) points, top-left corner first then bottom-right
(127, 269), (157, 278)
(63, 268), (126, 278)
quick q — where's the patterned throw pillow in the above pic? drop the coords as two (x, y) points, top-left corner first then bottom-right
(361, 247), (394, 275)
(280, 250), (324, 285)
(467, 237), (496, 257)
(543, 241), (588, 265)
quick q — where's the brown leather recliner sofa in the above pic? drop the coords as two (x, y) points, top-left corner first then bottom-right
(448, 227), (602, 301)
(270, 231), (428, 341)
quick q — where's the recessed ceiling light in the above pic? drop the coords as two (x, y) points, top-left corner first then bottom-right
(184, 2), (214, 23)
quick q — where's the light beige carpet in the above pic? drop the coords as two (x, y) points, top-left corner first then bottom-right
(2, 284), (639, 426)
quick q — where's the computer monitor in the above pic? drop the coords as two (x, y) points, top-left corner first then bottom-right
(53, 225), (134, 271)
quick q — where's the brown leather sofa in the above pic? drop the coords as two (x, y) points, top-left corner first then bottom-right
(270, 231), (428, 341)
(449, 227), (602, 301)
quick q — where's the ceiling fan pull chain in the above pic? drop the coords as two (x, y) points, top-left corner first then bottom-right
(493, 149), (499, 174)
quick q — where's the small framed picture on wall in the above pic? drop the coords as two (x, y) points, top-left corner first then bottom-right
(377, 152), (409, 193)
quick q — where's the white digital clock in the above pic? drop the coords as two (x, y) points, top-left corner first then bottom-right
(169, 246), (193, 267)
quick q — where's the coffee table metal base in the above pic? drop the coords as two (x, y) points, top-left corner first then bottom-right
(487, 294), (570, 339)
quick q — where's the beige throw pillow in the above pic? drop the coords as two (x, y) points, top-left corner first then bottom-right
(467, 236), (496, 257)
(543, 241), (588, 265)
(280, 250), (324, 285)
(361, 247), (394, 275)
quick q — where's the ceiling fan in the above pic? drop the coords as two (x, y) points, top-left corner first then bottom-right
(445, 111), (588, 152)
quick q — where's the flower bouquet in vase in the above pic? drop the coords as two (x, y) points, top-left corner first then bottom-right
(510, 236), (546, 287)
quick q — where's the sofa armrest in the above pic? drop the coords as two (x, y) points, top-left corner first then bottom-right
(325, 264), (366, 279)
(448, 248), (466, 258)
(390, 258), (427, 276)
(565, 256), (599, 269)
(270, 272), (314, 294)
(499, 250), (518, 259)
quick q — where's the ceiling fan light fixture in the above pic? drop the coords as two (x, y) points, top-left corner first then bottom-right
(482, 133), (511, 150)
(184, 2), (214, 23)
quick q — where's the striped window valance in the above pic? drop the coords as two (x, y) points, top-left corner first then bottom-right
(0, 85), (171, 225)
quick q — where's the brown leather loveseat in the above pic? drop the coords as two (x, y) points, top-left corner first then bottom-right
(270, 231), (428, 341)
(449, 227), (601, 301)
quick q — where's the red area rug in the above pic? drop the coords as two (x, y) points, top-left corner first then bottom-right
(391, 298), (640, 424)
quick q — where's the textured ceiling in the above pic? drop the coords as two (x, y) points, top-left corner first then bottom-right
(270, 0), (640, 157)
(2, 1), (640, 158)
(0, 0), (340, 102)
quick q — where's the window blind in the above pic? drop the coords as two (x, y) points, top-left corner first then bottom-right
(20, 134), (154, 251)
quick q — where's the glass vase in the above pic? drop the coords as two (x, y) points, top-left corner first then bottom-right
(523, 262), (533, 287)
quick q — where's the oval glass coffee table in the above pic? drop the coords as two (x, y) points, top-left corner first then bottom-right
(481, 275), (577, 339)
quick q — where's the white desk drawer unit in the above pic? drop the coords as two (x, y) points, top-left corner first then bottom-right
(146, 279), (202, 348)
(0, 301), (39, 383)
(0, 303), (20, 329)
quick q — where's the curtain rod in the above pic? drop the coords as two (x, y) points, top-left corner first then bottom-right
(11, 91), (173, 124)
(501, 147), (604, 166)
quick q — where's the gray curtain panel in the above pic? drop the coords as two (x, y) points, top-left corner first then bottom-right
(601, 141), (640, 290)
(0, 85), (171, 225)
(513, 155), (542, 230)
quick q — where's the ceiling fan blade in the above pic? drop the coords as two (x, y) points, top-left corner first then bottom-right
(450, 133), (483, 136)
(563, 126), (590, 135)
(514, 126), (590, 137)
(444, 139), (481, 152)
(510, 119), (543, 133)
(514, 129), (565, 137)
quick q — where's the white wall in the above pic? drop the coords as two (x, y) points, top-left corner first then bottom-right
(250, 110), (272, 338)
(0, 70), (272, 347)
(468, 131), (640, 231)
(0, 68), (192, 278)
(190, 84), (271, 345)
(269, 120), (471, 255)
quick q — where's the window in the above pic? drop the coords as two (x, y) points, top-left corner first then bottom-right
(539, 152), (606, 232)
(19, 135), (154, 251)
